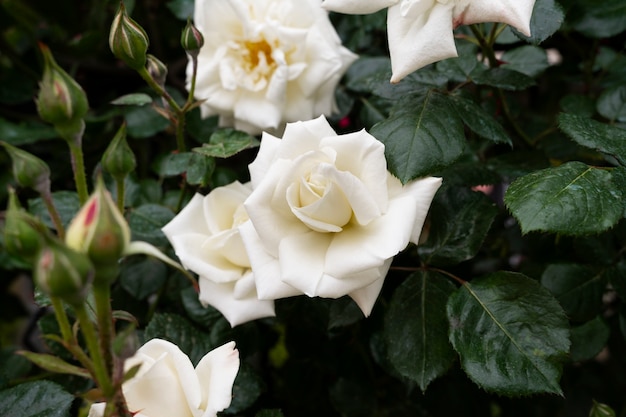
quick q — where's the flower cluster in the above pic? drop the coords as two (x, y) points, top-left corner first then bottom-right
(163, 116), (442, 326)
(189, 0), (357, 135)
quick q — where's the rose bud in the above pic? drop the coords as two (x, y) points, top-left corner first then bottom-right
(101, 123), (136, 181)
(181, 19), (204, 57)
(36, 43), (89, 129)
(4, 188), (44, 261)
(1, 141), (51, 195)
(146, 54), (168, 87)
(109, 2), (150, 70)
(65, 177), (130, 268)
(35, 237), (94, 306)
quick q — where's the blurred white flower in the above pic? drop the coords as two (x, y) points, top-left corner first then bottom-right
(162, 182), (275, 327)
(239, 116), (442, 315)
(89, 339), (239, 417)
(322, 0), (536, 82)
(190, 0), (357, 135)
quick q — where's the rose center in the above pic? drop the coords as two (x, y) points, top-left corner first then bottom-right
(243, 39), (275, 69)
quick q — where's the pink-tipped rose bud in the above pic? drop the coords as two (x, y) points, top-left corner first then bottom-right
(36, 43), (89, 129)
(109, 2), (150, 70)
(181, 19), (204, 57)
(1, 141), (51, 195)
(65, 177), (130, 269)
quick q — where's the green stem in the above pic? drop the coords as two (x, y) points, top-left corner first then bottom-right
(137, 67), (181, 113)
(41, 190), (65, 240)
(50, 297), (73, 342)
(74, 302), (113, 396)
(68, 141), (90, 206)
(93, 282), (115, 379)
(115, 177), (126, 213)
(497, 89), (532, 145)
(469, 24), (498, 68)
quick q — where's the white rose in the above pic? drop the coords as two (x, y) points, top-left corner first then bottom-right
(162, 182), (275, 327)
(89, 339), (239, 417)
(239, 116), (442, 315)
(322, 0), (536, 82)
(189, 0), (358, 135)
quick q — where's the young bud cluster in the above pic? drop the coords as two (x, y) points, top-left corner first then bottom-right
(109, 2), (150, 70)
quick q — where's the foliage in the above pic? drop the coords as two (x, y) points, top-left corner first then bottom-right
(1, 0), (626, 416)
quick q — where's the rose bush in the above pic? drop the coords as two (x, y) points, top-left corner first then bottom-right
(162, 181), (275, 327)
(189, 0), (358, 134)
(239, 116), (442, 315)
(89, 339), (239, 417)
(322, 0), (536, 82)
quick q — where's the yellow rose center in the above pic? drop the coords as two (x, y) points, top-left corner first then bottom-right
(243, 39), (274, 69)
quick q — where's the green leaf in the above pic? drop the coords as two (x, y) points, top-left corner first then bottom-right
(472, 67), (535, 90)
(569, 316), (610, 362)
(448, 95), (511, 145)
(596, 85), (626, 122)
(589, 400), (617, 417)
(559, 94), (596, 117)
(256, 410), (285, 417)
(504, 161), (625, 235)
(166, 0), (194, 19)
(540, 263), (606, 322)
(181, 286), (224, 329)
(0, 118), (57, 146)
(193, 129), (260, 159)
(384, 271), (457, 392)
(28, 191), (80, 230)
(436, 43), (481, 82)
(511, 0), (564, 44)
(370, 91), (466, 183)
(569, 0), (626, 38)
(558, 113), (626, 165)
(110, 93), (152, 106)
(144, 313), (215, 365)
(447, 272), (570, 396)
(501, 46), (550, 77)
(0, 350), (31, 389)
(125, 104), (170, 139)
(0, 380), (73, 417)
(186, 153), (216, 186)
(17, 351), (90, 378)
(225, 363), (265, 414)
(418, 187), (498, 266)
(128, 204), (174, 246)
(120, 256), (167, 300)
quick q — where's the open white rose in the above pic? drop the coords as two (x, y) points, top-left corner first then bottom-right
(322, 0), (536, 82)
(239, 116), (442, 315)
(89, 339), (239, 417)
(162, 182), (275, 327)
(189, 0), (358, 135)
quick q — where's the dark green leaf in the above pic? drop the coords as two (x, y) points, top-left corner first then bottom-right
(511, 0), (564, 44)
(28, 191), (80, 230)
(17, 351), (90, 378)
(384, 271), (457, 392)
(569, 0), (626, 38)
(224, 363), (264, 414)
(596, 85), (626, 122)
(589, 400), (617, 417)
(504, 161), (624, 235)
(419, 187), (498, 266)
(120, 256), (168, 300)
(255, 409), (285, 417)
(181, 286), (224, 329)
(144, 313), (214, 365)
(193, 129), (260, 158)
(559, 113), (626, 165)
(559, 94), (596, 117)
(436, 43), (481, 82)
(110, 93), (152, 106)
(128, 204), (174, 246)
(0, 380), (73, 417)
(541, 263), (606, 322)
(447, 272), (570, 395)
(0, 350), (31, 390)
(0, 118), (57, 146)
(501, 46), (550, 77)
(166, 0), (194, 20)
(328, 297), (364, 331)
(125, 104), (170, 139)
(448, 95), (511, 145)
(186, 153), (216, 186)
(371, 91), (466, 183)
(569, 316), (610, 362)
(472, 67), (535, 90)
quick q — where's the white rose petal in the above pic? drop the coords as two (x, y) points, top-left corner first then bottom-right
(190, 0), (358, 135)
(240, 115), (442, 314)
(162, 182), (275, 327)
(88, 339), (239, 417)
(323, 0), (536, 82)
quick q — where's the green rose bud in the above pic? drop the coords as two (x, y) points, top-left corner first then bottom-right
(35, 237), (93, 306)
(146, 54), (168, 87)
(181, 19), (204, 57)
(101, 123), (136, 181)
(65, 177), (130, 270)
(36, 43), (89, 129)
(4, 188), (44, 261)
(1, 141), (51, 195)
(109, 2), (150, 70)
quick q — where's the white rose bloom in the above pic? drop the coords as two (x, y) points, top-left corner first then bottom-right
(89, 339), (239, 417)
(189, 0), (358, 135)
(322, 0), (536, 82)
(162, 182), (275, 327)
(239, 116), (442, 315)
